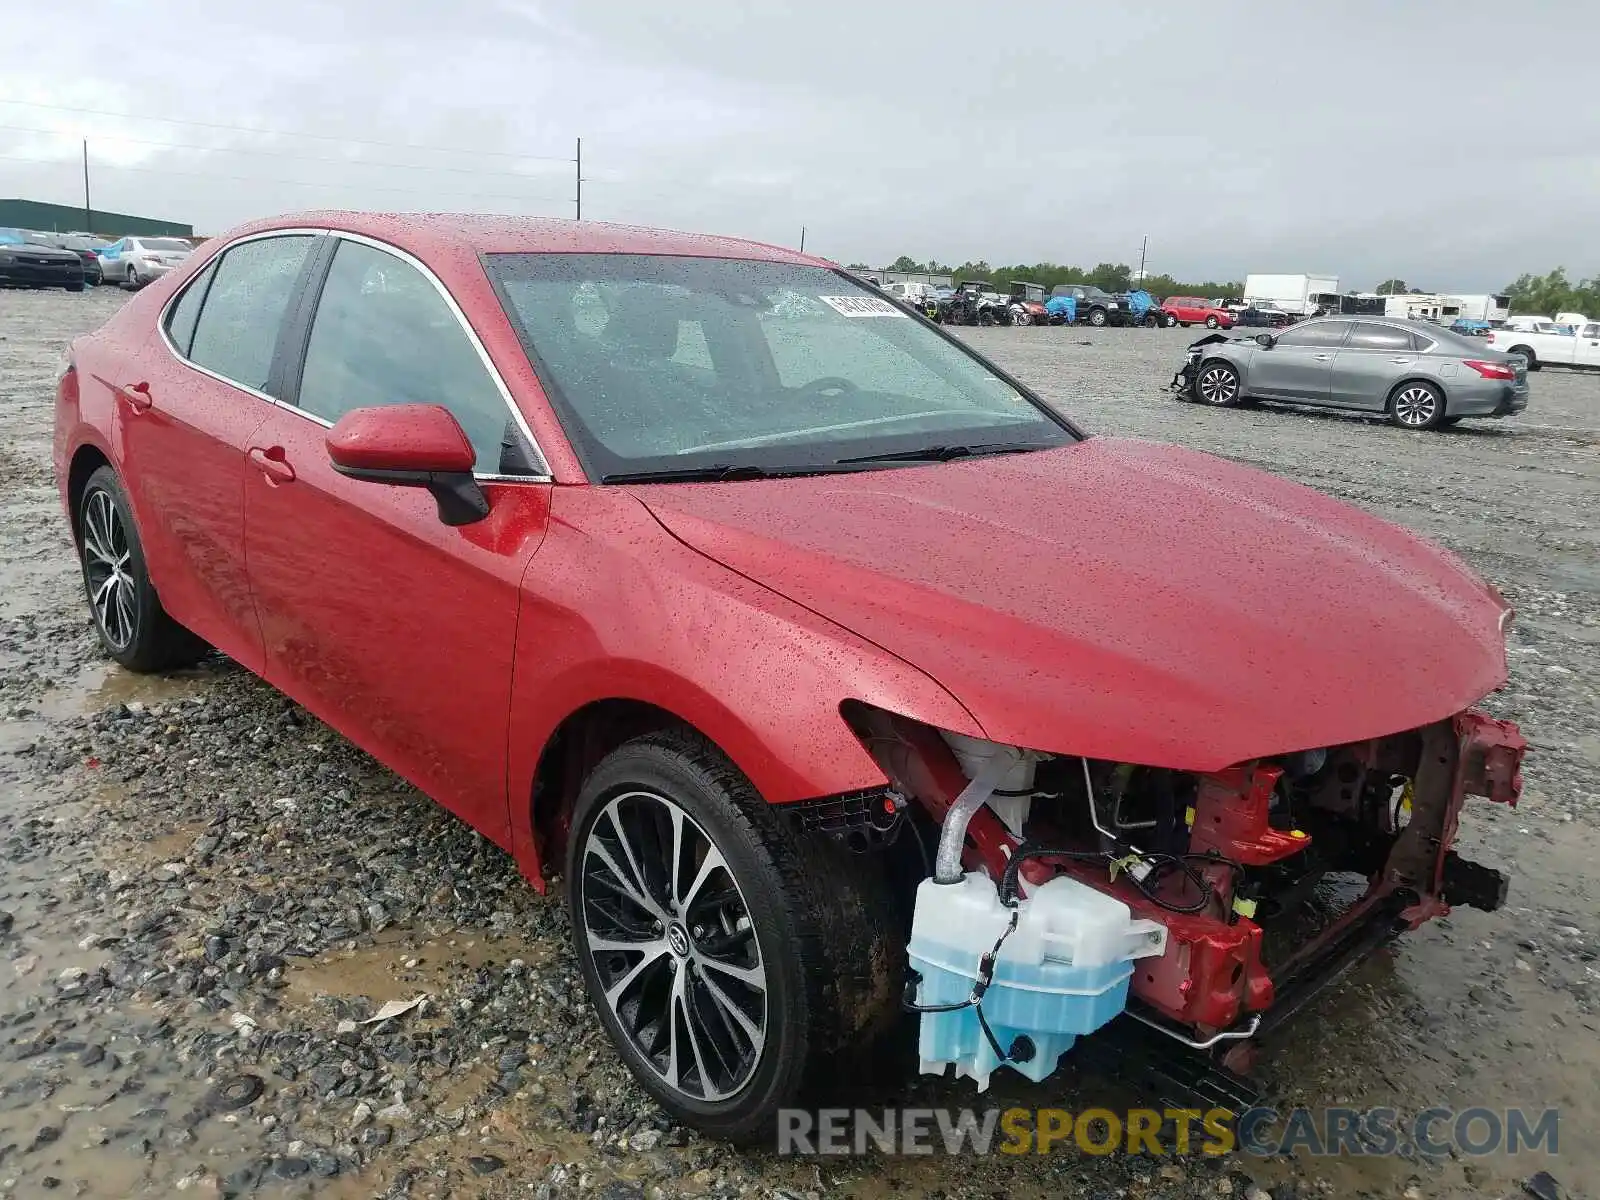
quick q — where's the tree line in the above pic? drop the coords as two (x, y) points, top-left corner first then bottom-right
(848, 259), (1599, 314)
(1502, 269), (1600, 317)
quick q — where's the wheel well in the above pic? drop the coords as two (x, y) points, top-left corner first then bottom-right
(1508, 344), (1535, 361)
(529, 699), (702, 867)
(66, 445), (111, 545)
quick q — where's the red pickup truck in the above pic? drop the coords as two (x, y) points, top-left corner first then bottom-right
(1162, 296), (1235, 329)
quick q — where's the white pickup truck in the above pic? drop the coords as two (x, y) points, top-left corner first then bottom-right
(1485, 316), (1600, 371)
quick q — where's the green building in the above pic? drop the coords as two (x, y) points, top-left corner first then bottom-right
(0, 198), (193, 238)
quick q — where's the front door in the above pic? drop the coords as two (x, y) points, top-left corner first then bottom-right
(111, 233), (322, 671)
(1327, 322), (1418, 410)
(242, 235), (551, 840)
(1577, 324), (1600, 369)
(1249, 320), (1351, 402)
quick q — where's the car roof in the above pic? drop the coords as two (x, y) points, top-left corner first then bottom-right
(219, 210), (829, 266)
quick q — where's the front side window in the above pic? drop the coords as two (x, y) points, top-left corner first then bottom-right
(187, 235), (317, 392)
(487, 254), (1074, 481)
(1347, 323), (1413, 351)
(296, 239), (527, 473)
(1275, 320), (1351, 348)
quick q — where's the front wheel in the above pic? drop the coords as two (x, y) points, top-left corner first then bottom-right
(1087, 307), (1108, 327)
(1389, 381), (1447, 429)
(1205, 315), (1220, 329)
(77, 467), (208, 671)
(566, 731), (904, 1142)
(1195, 360), (1242, 406)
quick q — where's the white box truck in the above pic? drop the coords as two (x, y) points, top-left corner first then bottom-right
(1243, 273), (1340, 316)
(1450, 293), (1512, 324)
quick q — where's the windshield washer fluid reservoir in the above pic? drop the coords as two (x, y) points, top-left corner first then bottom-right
(908, 871), (1167, 1090)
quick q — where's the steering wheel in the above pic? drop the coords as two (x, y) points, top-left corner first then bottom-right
(796, 376), (859, 400)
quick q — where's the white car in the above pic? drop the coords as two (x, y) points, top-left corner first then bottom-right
(97, 236), (194, 288)
(1486, 318), (1600, 372)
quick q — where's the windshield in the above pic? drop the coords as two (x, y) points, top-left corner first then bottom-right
(487, 254), (1076, 481)
(138, 238), (192, 252)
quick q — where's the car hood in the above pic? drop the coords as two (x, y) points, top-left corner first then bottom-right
(635, 438), (1508, 771)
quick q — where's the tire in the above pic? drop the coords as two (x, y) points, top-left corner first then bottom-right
(1205, 315), (1220, 329)
(1087, 307), (1108, 327)
(1164, 314), (1178, 328)
(566, 730), (904, 1142)
(978, 309), (995, 326)
(1194, 360), (1243, 407)
(1013, 310), (1032, 327)
(1142, 314), (1158, 328)
(1388, 381), (1447, 430)
(77, 466), (208, 672)
(125, 264), (141, 289)
(1509, 345), (1539, 371)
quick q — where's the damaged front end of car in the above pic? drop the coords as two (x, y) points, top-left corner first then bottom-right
(844, 702), (1525, 1093)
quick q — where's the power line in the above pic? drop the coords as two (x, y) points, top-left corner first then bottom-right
(0, 98), (574, 163)
(0, 152), (572, 205)
(0, 123), (570, 181)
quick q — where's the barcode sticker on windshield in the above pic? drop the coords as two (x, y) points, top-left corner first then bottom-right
(818, 295), (908, 317)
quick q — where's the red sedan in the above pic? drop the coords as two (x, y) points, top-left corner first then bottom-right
(1162, 295), (1236, 329)
(54, 213), (1522, 1140)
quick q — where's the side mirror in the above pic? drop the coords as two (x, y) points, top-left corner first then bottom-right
(326, 404), (489, 526)
(1255, 333), (1277, 348)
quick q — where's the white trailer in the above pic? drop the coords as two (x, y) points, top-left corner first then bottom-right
(1243, 273), (1340, 316)
(1382, 293), (1462, 322)
(1449, 293), (1512, 324)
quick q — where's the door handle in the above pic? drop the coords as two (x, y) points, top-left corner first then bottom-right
(116, 380), (152, 412)
(1390, 358), (1414, 364)
(247, 445), (296, 484)
(1313, 353), (1332, 360)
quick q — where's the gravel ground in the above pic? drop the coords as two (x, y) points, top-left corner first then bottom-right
(1, 288), (1595, 1200)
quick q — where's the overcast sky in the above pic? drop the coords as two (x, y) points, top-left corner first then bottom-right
(4, 0), (1597, 290)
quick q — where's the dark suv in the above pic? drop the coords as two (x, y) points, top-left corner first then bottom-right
(1049, 283), (1132, 327)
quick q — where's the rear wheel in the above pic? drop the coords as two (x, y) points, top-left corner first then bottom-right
(125, 264), (141, 289)
(1509, 345), (1539, 371)
(978, 309), (996, 326)
(1195, 360), (1242, 406)
(566, 730), (904, 1142)
(1389, 381), (1446, 430)
(1142, 314), (1158, 328)
(77, 466), (208, 671)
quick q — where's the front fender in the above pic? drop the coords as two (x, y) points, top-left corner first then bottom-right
(505, 487), (984, 881)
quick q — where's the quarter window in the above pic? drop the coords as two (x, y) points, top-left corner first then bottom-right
(1347, 323), (1413, 351)
(1275, 321), (1351, 348)
(164, 261), (217, 358)
(295, 239), (524, 473)
(187, 235), (317, 392)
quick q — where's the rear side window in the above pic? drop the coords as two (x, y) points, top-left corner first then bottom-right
(1348, 323), (1413, 350)
(294, 239), (522, 473)
(187, 235), (317, 392)
(164, 262), (217, 357)
(1276, 320), (1351, 348)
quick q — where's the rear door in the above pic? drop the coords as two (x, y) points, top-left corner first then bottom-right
(113, 232), (322, 671)
(1247, 320), (1351, 403)
(241, 234), (552, 840)
(1327, 322), (1419, 410)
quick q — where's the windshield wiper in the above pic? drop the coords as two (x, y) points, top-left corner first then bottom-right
(834, 440), (1057, 465)
(601, 464), (774, 483)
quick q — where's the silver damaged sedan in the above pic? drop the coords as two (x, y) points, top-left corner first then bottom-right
(1173, 317), (1529, 429)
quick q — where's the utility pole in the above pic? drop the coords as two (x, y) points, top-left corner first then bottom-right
(1137, 235), (1148, 284)
(799, 226), (806, 253)
(82, 140), (91, 233)
(574, 137), (582, 221)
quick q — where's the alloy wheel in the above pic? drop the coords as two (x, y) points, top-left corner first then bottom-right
(1197, 364), (1239, 405)
(81, 489), (137, 650)
(579, 790), (767, 1103)
(1393, 385), (1438, 427)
